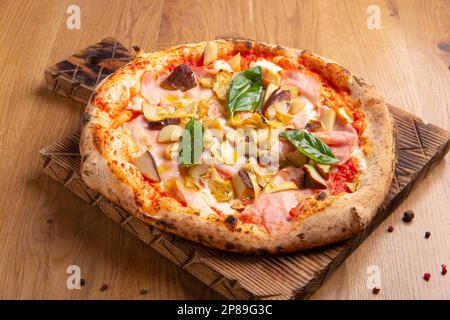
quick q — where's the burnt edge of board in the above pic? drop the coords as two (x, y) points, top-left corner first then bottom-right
(42, 38), (450, 299)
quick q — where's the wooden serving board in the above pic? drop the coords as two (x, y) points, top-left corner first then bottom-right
(41, 37), (450, 300)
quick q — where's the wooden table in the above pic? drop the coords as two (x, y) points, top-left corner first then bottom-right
(0, 0), (449, 299)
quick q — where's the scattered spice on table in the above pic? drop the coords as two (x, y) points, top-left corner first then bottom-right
(80, 278), (86, 287)
(372, 287), (380, 294)
(424, 231), (431, 239)
(100, 283), (109, 291)
(140, 288), (149, 295)
(441, 264), (447, 275)
(402, 210), (415, 223)
(387, 226), (394, 233)
(423, 273), (431, 281)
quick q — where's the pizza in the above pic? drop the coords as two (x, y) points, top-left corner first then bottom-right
(80, 39), (395, 254)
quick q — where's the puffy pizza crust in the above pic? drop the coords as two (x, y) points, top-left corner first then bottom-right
(80, 39), (395, 254)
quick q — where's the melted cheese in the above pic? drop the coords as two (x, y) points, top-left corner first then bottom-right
(250, 59), (283, 74)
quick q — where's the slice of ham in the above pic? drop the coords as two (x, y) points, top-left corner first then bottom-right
(124, 116), (179, 181)
(289, 99), (317, 130)
(240, 190), (301, 236)
(141, 71), (186, 105)
(313, 119), (358, 164)
(282, 70), (322, 104)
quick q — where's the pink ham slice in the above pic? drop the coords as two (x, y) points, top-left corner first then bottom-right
(282, 70), (322, 104)
(313, 119), (358, 164)
(240, 190), (301, 236)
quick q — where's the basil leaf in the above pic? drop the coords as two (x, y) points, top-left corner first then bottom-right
(279, 130), (340, 165)
(227, 66), (263, 117)
(179, 117), (204, 167)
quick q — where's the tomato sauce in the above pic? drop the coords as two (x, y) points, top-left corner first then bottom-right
(328, 158), (359, 195)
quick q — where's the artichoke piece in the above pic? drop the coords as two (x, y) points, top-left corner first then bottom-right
(131, 151), (161, 182)
(304, 164), (327, 189)
(199, 77), (213, 88)
(232, 169), (257, 200)
(336, 107), (354, 123)
(157, 125), (184, 143)
(213, 70), (233, 100)
(263, 181), (298, 193)
(320, 109), (336, 131)
(346, 180), (360, 193)
(207, 168), (234, 202)
(289, 97), (306, 114)
(160, 64), (198, 91)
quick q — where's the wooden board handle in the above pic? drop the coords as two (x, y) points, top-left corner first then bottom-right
(44, 37), (134, 104)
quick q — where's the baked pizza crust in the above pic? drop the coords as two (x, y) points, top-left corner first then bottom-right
(80, 39), (395, 254)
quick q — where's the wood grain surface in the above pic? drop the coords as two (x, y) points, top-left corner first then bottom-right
(0, 0), (449, 299)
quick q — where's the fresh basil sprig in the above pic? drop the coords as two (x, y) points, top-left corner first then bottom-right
(279, 130), (339, 165)
(227, 66), (263, 118)
(179, 117), (204, 167)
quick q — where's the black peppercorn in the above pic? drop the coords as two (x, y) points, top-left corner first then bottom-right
(402, 210), (415, 223)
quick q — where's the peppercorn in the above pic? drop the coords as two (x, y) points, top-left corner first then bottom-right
(372, 287), (380, 294)
(140, 288), (149, 295)
(423, 273), (431, 281)
(387, 226), (394, 233)
(424, 231), (431, 239)
(441, 264), (447, 275)
(100, 283), (109, 291)
(402, 210), (415, 223)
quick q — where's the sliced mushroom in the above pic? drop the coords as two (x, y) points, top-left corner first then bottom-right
(305, 120), (325, 132)
(160, 64), (198, 91)
(148, 118), (181, 130)
(131, 151), (161, 182)
(263, 83), (279, 104)
(304, 164), (327, 189)
(232, 169), (256, 199)
(262, 89), (291, 116)
(157, 125), (184, 143)
(280, 85), (299, 98)
(316, 163), (331, 179)
(285, 149), (308, 168)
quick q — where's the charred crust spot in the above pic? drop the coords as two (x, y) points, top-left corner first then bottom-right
(225, 243), (235, 250)
(81, 112), (90, 126)
(132, 45), (141, 53)
(297, 233), (305, 240)
(257, 248), (270, 256)
(245, 41), (253, 49)
(224, 215), (238, 230)
(197, 234), (205, 244)
(156, 220), (176, 230)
